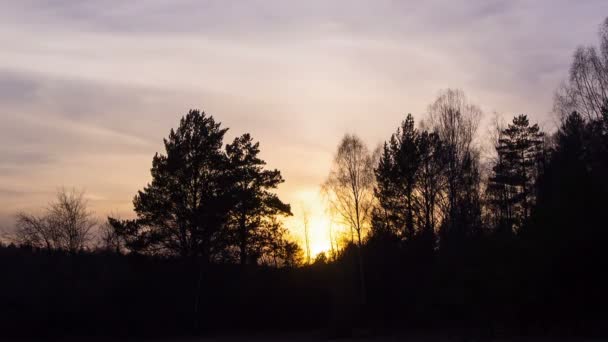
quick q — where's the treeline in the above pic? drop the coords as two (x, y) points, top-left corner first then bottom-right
(10, 113), (302, 267)
(108, 113), (302, 266)
(318, 20), (608, 336)
(317, 82), (607, 336)
(347, 100), (608, 335)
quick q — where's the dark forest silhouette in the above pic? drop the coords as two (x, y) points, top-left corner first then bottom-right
(2, 16), (608, 340)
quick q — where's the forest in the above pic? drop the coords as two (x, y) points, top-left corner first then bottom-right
(2, 15), (608, 341)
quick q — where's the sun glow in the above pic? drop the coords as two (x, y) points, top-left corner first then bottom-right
(284, 188), (348, 261)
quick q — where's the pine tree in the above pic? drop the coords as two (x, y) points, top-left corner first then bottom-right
(488, 115), (545, 233)
(109, 110), (293, 263)
(111, 110), (231, 258)
(225, 133), (291, 265)
(374, 114), (421, 240)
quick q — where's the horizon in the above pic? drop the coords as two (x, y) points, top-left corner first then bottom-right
(2, 1), (608, 256)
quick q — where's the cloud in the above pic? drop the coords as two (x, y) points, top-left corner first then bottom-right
(1, 0), (608, 231)
(0, 69), (160, 153)
(0, 151), (54, 178)
(0, 70), (40, 105)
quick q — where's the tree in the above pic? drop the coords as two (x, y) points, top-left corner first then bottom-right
(322, 134), (376, 305)
(110, 110), (294, 264)
(300, 203), (312, 265)
(425, 89), (483, 245)
(110, 110), (231, 259)
(374, 114), (421, 240)
(249, 217), (302, 268)
(97, 220), (123, 253)
(524, 111), (608, 322)
(14, 188), (95, 253)
(416, 130), (446, 240)
(313, 252), (328, 265)
(323, 134), (376, 249)
(14, 212), (55, 251)
(555, 17), (608, 121)
(487, 115), (545, 233)
(327, 219), (337, 261)
(225, 133), (291, 265)
(283, 240), (304, 268)
(531, 110), (607, 236)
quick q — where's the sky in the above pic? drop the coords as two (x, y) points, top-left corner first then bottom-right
(1, 0), (607, 254)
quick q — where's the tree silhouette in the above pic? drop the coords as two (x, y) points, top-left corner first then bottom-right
(416, 130), (445, 240)
(323, 134), (376, 306)
(247, 216), (302, 267)
(426, 89), (483, 246)
(14, 188), (95, 253)
(14, 212), (54, 251)
(110, 110), (232, 258)
(521, 110), (608, 327)
(323, 134), (376, 249)
(299, 203), (312, 265)
(372, 114), (447, 252)
(374, 114), (421, 240)
(555, 18), (608, 120)
(109, 110), (294, 265)
(488, 115), (545, 234)
(225, 133), (291, 265)
(97, 220), (123, 253)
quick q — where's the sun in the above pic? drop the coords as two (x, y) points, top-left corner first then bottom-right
(284, 187), (347, 261)
(305, 214), (333, 258)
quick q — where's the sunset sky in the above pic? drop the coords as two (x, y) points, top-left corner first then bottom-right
(1, 1), (607, 255)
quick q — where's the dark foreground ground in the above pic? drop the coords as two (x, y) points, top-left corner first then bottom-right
(2, 245), (607, 340)
(18, 333), (607, 342)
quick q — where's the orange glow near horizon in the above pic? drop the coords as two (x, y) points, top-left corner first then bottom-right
(284, 188), (350, 260)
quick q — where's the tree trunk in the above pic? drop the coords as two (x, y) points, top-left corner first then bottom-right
(239, 211), (247, 265)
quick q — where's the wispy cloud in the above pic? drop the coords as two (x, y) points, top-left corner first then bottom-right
(1, 0), (607, 229)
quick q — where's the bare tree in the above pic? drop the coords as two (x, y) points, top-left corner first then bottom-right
(48, 189), (96, 252)
(322, 134), (376, 248)
(97, 220), (123, 253)
(13, 188), (96, 253)
(555, 17), (608, 121)
(327, 219), (337, 261)
(425, 89), (483, 240)
(300, 203), (312, 265)
(14, 212), (57, 250)
(322, 134), (376, 305)
(426, 89), (481, 165)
